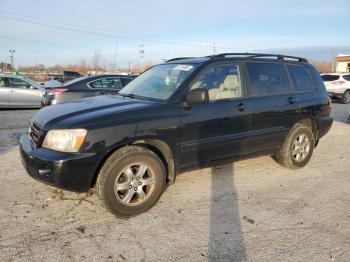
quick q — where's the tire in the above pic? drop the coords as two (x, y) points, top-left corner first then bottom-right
(96, 145), (166, 217)
(341, 90), (350, 104)
(275, 124), (315, 169)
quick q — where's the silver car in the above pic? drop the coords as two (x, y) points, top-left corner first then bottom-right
(0, 75), (45, 108)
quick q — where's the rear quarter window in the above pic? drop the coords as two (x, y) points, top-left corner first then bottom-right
(287, 65), (315, 92)
(246, 62), (291, 96)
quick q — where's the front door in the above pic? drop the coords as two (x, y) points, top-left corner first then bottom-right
(0, 77), (9, 107)
(180, 62), (251, 169)
(7, 77), (42, 107)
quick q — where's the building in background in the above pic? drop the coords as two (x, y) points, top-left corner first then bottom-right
(336, 55), (350, 72)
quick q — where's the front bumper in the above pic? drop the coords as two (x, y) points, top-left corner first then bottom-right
(20, 133), (98, 192)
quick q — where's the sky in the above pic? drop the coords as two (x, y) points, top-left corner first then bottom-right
(0, 0), (349, 68)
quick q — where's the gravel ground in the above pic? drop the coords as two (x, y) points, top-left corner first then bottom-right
(0, 103), (349, 262)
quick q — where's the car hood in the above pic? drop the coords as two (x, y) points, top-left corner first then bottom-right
(34, 95), (157, 130)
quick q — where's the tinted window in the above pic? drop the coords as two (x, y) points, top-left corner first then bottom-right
(343, 75), (350, 81)
(7, 78), (31, 89)
(321, 75), (340, 81)
(287, 65), (315, 92)
(190, 64), (242, 101)
(90, 78), (123, 90)
(246, 63), (291, 96)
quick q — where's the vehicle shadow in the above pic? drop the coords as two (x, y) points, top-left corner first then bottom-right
(209, 163), (247, 261)
(330, 100), (349, 124)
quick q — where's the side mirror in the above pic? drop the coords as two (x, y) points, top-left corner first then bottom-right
(185, 88), (209, 105)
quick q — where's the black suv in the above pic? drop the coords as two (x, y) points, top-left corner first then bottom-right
(20, 53), (333, 217)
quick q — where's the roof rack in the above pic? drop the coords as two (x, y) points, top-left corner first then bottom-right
(165, 57), (195, 62)
(211, 53), (308, 62)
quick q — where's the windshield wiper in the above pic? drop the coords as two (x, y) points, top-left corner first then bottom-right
(118, 93), (147, 100)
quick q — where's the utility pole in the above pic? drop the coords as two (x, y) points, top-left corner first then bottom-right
(112, 41), (119, 73)
(9, 50), (15, 70)
(139, 44), (144, 73)
(128, 62), (132, 74)
(212, 42), (216, 55)
(332, 48), (336, 73)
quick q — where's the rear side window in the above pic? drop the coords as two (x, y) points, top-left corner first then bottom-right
(89, 78), (123, 90)
(321, 75), (340, 81)
(246, 62), (291, 96)
(343, 75), (350, 81)
(287, 65), (315, 92)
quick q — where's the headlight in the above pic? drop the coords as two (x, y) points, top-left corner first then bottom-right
(43, 129), (87, 153)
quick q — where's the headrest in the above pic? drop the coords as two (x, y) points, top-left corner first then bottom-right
(220, 75), (239, 90)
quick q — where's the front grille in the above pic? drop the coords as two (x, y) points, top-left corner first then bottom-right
(30, 122), (41, 146)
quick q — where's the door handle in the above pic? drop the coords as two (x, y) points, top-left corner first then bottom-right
(287, 97), (296, 104)
(98, 91), (106, 95)
(237, 103), (248, 112)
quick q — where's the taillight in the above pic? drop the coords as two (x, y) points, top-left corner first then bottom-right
(331, 81), (346, 85)
(48, 89), (67, 95)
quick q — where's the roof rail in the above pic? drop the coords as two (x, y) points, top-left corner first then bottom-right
(211, 53), (308, 62)
(165, 57), (195, 62)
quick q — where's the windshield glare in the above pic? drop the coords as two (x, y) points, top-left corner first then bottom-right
(119, 64), (197, 101)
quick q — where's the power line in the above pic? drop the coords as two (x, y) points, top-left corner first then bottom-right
(0, 13), (215, 50)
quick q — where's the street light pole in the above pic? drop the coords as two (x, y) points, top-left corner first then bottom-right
(139, 44), (144, 73)
(9, 50), (15, 70)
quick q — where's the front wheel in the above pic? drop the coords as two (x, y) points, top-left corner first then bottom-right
(96, 146), (166, 217)
(275, 124), (315, 169)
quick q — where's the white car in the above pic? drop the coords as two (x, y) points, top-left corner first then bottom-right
(321, 73), (350, 103)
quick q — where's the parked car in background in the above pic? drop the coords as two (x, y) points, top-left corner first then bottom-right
(41, 74), (136, 106)
(321, 73), (350, 103)
(0, 74), (45, 108)
(20, 53), (333, 217)
(48, 71), (83, 84)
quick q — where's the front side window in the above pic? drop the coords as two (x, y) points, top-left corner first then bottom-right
(89, 78), (123, 90)
(119, 64), (197, 101)
(321, 74), (340, 82)
(287, 65), (315, 92)
(246, 62), (291, 96)
(190, 64), (242, 101)
(7, 78), (31, 89)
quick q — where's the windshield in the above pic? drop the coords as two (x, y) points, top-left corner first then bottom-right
(119, 63), (197, 101)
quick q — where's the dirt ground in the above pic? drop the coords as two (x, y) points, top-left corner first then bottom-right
(0, 104), (349, 262)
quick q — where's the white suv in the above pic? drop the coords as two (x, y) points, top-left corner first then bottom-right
(321, 73), (350, 103)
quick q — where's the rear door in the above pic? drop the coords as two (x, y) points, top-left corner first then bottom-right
(286, 64), (317, 120)
(7, 77), (43, 107)
(245, 62), (300, 152)
(0, 77), (9, 107)
(180, 62), (251, 168)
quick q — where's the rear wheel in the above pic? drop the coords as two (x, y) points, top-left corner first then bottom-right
(275, 124), (315, 169)
(341, 90), (350, 104)
(96, 146), (166, 217)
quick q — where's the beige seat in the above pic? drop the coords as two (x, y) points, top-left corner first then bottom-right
(209, 75), (241, 100)
(0, 80), (5, 87)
